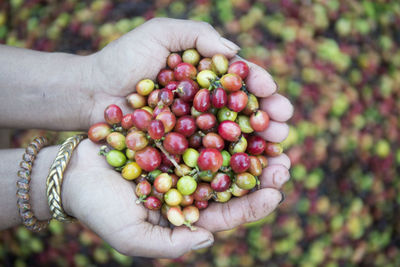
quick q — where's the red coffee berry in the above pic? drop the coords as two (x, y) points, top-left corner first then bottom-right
(104, 104), (123, 125)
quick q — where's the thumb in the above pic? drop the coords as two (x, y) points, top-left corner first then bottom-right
(141, 18), (240, 58)
(127, 222), (214, 258)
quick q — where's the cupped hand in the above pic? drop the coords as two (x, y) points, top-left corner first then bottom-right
(68, 18), (294, 258)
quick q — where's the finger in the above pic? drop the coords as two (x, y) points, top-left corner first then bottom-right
(196, 188), (282, 232)
(260, 94), (294, 122)
(144, 18), (239, 58)
(123, 223), (214, 258)
(260, 164), (290, 190)
(230, 56), (277, 98)
(267, 153), (291, 169)
(256, 121), (289, 143)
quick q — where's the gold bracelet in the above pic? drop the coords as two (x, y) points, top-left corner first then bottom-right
(46, 134), (87, 223)
(16, 136), (50, 232)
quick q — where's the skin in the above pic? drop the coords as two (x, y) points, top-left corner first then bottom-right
(0, 18), (293, 258)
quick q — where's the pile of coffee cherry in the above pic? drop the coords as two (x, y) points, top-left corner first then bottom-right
(88, 49), (283, 229)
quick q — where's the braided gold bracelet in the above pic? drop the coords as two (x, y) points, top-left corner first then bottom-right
(46, 134), (87, 223)
(16, 136), (50, 232)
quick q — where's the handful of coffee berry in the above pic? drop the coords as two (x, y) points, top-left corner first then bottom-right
(88, 49), (283, 229)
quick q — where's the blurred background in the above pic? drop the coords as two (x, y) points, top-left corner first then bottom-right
(1, 0), (399, 266)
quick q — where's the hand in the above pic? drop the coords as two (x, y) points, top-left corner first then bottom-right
(62, 139), (287, 258)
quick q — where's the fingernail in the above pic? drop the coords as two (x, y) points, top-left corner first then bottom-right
(274, 81), (279, 91)
(220, 37), (240, 51)
(192, 238), (214, 251)
(279, 191), (286, 205)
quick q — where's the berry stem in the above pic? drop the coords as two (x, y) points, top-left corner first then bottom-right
(154, 140), (183, 173)
(99, 145), (109, 156)
(183, 221), (196, 231)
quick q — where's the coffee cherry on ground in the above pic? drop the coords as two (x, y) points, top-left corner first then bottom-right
(167, 206), (184, 226)
(230, 153), (250, 173)
(197, 70), (217, 88)
(171, 99), (190, 117)
(126, 93), (146, 110)
(147, 89), (160, 108)
(174, 164), (192, 177)
(211, 172), (231, 192)
(189, 132), (203, 149)
(214, 190), (232, 202)
(155, 110), (176, 133)
(198, 148), (223, 173)
(265, 142), (283, 157)
(160, 88), (174, 106)
(243, 94), (259, 115)
(181, 194), (194, 206)
(126, 148), (136, 160)
(193, 183), (213, 201)
(125, 130), (148, 151)
(218, 121), (241, 141)
(121, 162), (142, 180)
(167, 53), (182, 69)
(152, 105), (171, 119)
(247, 135), (267, 155)
(134, 146), (161, 171)
(195, 200), (209, 210)
(157, 69), (174, 87)
(164, 188), (183, 206)
(104, 104), (123, 125)
(88, 122), (112, 143)
(221, 150), (231, 167)
(228, 61), (249, 80)
(237, 115), (254, 133)
(193, 89), (211, 112)
(248, 156), (262, 176)
(220, 73), (242, 92)
(183, 148), (200, 168)
(231, 183), (249, 197)
(136, 79), (155, 96)
(197, 58), (214, 72)
(163, 132), (189, 155)
(132, 109), (152, 131)
(257, 155), (268, 168)
(176, 79), (199, 102)
(106, 150), (127, 167)
(182, 49), (200, 66)
(148, 120), (165, 140)
(154, 173), (173, 193)
(175, 116), (197, 137)
(196, 113), (217, 130)
(212, 54), (229, 75)
(235, 172), (257, 190)
(174, 63), (197, 81)
(250, 110), (270, 132)
(202, 132), (225, 151)
(177, 175), (197, 195)
(144, 196), (162, 210)
(217, 106), (238, 122)
(182, 205), (200, 224)
(161, 153), (181, 167)
(135, 180), (151, 198)
(227, 91), (248, 112)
